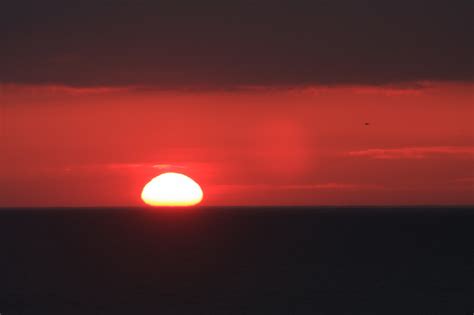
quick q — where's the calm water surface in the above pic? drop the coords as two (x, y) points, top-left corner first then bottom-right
(0, 207), (472, 314)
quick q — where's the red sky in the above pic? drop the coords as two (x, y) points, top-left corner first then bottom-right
(1, 82), (473, 206)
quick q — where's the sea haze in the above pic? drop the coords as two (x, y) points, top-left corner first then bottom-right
(0, 207), (472, 314)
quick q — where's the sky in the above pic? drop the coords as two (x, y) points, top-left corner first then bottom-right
(1, 1), (473, 206)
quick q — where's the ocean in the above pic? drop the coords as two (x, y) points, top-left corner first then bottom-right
(0, 207), (472, 314)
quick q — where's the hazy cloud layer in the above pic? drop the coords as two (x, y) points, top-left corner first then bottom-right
(1, 1), (472, 88)
(349, 146), (474, 159)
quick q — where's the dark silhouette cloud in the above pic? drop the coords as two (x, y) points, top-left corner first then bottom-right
(1, 1), (472, 88)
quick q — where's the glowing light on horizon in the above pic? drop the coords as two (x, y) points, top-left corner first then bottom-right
(141, 172), (203, 207)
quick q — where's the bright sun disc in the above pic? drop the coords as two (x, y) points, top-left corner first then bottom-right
(141, 172), (203, 207)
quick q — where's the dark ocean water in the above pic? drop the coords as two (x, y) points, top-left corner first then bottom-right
(0, 207), (472, 315)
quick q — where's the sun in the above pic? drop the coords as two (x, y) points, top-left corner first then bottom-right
(141, 172), (203, 207)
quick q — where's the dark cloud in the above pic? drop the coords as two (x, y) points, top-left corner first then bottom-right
(1, 1), (472, 87)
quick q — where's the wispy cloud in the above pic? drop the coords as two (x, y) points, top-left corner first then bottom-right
(1, 84), (132, 96)
(105, 163), (185, 170)
(350, 84), (426, 96)
(61, 163), (187, 173)
(348, 146), (474, 160)
(279, 183), (381, 190)
(215, 183), (383, 191)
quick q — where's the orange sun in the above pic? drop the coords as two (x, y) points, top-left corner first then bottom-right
(141, 172), (203, 207)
